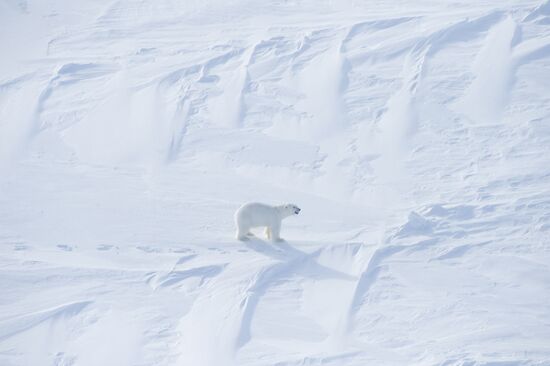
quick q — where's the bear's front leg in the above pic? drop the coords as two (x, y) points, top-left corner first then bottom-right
(270, 223), (283, 242)
(265, 227), (272, 240)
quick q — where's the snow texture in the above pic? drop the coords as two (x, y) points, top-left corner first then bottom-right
(1, 1), (550, 365)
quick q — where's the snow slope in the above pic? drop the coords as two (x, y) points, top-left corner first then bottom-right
(1, 0), (550, 365)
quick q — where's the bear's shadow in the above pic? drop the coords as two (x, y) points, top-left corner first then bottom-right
(243, 238), (355, 282)
(244, 238), (303, 261)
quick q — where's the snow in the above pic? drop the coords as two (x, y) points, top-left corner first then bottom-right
(1, 0), (550, 365)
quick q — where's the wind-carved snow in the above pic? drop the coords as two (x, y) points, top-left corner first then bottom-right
(1, 1), (550, 365)
(456, 17), (518, 124)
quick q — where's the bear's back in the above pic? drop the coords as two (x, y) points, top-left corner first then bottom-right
(235, 202), (278, 227)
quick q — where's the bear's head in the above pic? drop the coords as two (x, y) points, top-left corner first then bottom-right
(282, 203), (301, 216)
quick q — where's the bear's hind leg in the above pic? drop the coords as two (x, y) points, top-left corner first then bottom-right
(236, 225), (250, 241)
(265, 227), (272, 240)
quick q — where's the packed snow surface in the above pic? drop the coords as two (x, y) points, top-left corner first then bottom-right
(1, 0), (550, 365)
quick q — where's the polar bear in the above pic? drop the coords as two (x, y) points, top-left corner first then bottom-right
(235, 202), (301, 241)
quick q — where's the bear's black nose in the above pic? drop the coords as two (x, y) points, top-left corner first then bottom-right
(295, 208), (301, 214)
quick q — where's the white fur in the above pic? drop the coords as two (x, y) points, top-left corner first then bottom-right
(234, 202), (301, 241)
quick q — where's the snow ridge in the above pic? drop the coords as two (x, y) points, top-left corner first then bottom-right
(1, 1), (549, 365)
